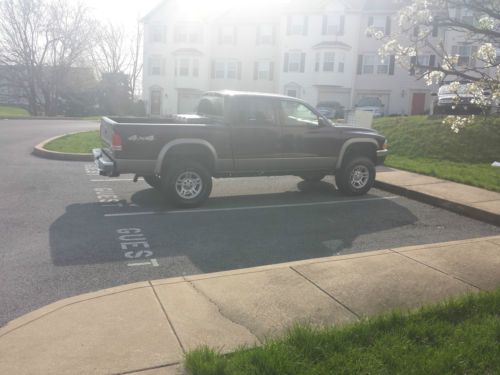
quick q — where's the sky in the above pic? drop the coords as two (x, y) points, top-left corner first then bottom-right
(83, 0), (288, 28)
(84, 0), (160, 25)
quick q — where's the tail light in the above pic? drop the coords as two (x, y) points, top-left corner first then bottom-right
(111, 132), (122, 151)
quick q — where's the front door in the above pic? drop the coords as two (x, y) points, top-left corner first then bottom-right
(151, 89), (162, 116)
(230, 96), (282, 172)
(411, 93), (426, 115)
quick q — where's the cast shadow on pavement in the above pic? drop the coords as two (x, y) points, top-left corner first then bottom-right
(50, 181), (418, 274)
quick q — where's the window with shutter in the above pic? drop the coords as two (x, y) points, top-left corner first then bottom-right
(255, 61), (272, 80)
(370, 16), (387, 34)
(219, 25), (236, 44)
(286, 52), (302, 72)
(288, 15), (306, 35)
(150, 56), (164, 76)
(323, 14), (345, 35)
(150, 24), (166, 43)
(257, 24), (273, 44)
(323, 52), (335, 72)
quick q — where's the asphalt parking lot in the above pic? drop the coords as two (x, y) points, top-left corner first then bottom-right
(1, 119), (499, 326)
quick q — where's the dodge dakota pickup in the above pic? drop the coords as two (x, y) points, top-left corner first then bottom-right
(94, 90), (388, 207)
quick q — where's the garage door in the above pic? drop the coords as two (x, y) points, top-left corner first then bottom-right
(178, 92), (202, 114)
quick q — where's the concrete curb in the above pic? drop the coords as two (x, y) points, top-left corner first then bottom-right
(374, 180), (500, 227)
(1, 116), (99, 121)
(32, 133), (93, 162)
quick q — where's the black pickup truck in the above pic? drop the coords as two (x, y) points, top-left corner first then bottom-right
(94, 90), (388, 207)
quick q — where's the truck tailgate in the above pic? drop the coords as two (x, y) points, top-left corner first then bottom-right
(100, 117), (114, 150)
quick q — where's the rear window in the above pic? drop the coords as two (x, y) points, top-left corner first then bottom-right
(197, 95), (224, 117)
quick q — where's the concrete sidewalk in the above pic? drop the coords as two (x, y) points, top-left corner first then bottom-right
(376, 167), (500, 225)
(1, 235), (500, 375)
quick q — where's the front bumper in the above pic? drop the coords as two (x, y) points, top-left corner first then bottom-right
(93, 148), (119, 177)
(376, 149), (388, 165)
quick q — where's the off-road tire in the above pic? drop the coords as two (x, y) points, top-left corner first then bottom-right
(162, 160), (212, 207)
(143, 175), (162, 190)
(335, 157), (375, 196)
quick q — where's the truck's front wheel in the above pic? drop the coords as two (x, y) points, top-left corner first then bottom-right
(335, 157), (375, 196)
(162, 161), (212, 207)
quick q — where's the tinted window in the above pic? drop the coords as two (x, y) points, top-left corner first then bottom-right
(197, 95), (224, 117)
(234, 97), (277, 127)
(280, 100), (319, 126)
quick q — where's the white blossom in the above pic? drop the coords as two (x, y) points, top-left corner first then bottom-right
(424, 70), (444, 85)
(478, 16), (495, 30)
(476, 43), (497, 65)
(442, 115), (475, 133)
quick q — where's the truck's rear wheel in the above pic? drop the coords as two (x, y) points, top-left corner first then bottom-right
(143, 175), (161, 190)
(162, 161), (212, 207)
(335, 157), (375, 196)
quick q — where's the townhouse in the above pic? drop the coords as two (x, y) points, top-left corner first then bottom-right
(141, 0), (449, 117)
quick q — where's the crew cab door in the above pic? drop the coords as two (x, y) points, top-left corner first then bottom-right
(278, 99), (339, 171)
(230, 96), (282, 172)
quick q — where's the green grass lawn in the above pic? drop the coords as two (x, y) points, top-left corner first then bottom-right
(374, 115), (500, 191)
(373, 115), (500, 164)
(0, 105), (30, 117)
(43, 130), (100, 154)
(186, 288), (500, 375)
(385, 155), (500, 193)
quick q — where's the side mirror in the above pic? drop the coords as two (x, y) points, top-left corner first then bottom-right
(318, 117), (330, 127)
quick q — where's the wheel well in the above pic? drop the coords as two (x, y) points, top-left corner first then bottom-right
(341, 143), (377, 167)
(162, 144), (215, 173)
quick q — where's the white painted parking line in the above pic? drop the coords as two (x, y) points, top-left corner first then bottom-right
(90, 179), (138, 182)
(104, 196), (400, 217)
(127, 259), (159, 267)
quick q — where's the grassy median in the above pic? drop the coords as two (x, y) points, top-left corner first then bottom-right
(43, 130), (100, 154)
(374, 115), (500, 192)
(0, 105), (30, 117)
(185, 288), (500, 375)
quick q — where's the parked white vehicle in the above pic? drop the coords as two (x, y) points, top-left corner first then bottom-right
(355, 97), (384, 117)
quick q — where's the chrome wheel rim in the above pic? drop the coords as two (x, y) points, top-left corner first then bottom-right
(349, 165), (369, 189)
(175, 171), (203, 199)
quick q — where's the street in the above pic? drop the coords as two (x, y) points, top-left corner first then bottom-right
(0, 119), (498, 326)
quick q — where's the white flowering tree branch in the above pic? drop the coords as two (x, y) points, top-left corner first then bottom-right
(368, 0), (499, 131)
